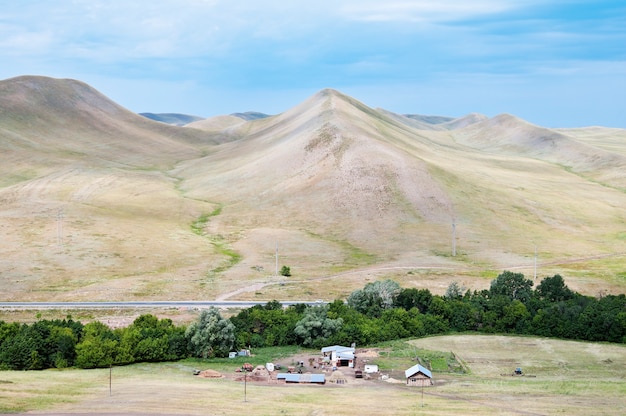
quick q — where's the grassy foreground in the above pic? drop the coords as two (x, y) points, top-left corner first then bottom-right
(0, 335), (624, 415)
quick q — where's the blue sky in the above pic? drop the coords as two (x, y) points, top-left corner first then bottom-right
(1, 1), (625, 127)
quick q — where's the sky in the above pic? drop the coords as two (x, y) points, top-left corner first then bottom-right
(1, 0), (625, 128)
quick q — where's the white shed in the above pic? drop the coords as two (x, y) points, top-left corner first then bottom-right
(364, 364), (378, 373)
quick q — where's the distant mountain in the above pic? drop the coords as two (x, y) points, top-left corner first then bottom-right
(230, 111), (271, 121)
(140, 112), (205, 126)
(378, 110), (487, 131)
(404, 114), (455, 125)
(1, 76), (625, 303)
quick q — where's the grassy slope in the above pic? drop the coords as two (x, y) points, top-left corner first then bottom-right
(0, 79), (625, 305)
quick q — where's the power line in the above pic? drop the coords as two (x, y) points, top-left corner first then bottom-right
(57, 209), (64, 246)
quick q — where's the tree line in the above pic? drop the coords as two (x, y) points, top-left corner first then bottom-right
(1, 271), (624, 370)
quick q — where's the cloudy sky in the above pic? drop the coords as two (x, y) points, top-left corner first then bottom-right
(1, 1), (625, 127)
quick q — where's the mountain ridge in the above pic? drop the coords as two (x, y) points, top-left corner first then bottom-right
(1, 75), (625, 302)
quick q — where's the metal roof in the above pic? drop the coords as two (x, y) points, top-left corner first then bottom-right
(277, 373), (326, 384)
(321, 345), (355, 353)
(404, 363), (433, 379)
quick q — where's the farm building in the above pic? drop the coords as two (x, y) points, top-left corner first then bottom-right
(404, 364), (433, 387)
(276, 373), (326, 384)
(321, 345), (356, 368)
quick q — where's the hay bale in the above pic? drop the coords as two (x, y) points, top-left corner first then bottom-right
(248, 365), (271, 381)
(252, 365), (269, 376)
(328, 370), (347, 384)
(197, 369), (223, 378)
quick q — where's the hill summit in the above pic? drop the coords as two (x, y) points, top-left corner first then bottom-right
(1, 75), (625, 302)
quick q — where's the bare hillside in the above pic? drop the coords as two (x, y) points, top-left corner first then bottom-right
(0, 76), (218, 301)
(1, 77), (625, 302)
(0, 76), (214, 169)
(453, 114), (626, 189)
(175, 89), (456, 248)
(173, 89), (626, 294)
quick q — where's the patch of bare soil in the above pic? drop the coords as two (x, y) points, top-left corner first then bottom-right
(225, 348), (392, 388)
(195, 369), (223, 378)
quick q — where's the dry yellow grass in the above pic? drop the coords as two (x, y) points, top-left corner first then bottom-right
(1, 77), (625, 305)
(1, 335), (624, 415)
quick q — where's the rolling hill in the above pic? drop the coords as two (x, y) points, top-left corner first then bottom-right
(0, 76), (624, 302)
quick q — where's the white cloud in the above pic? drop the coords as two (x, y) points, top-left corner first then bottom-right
(0, 29), (55, 54)
(0, 0), (623, 127)
(337, 0), (527, 23)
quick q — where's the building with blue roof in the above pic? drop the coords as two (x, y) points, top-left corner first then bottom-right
(276, 373), (326, 384)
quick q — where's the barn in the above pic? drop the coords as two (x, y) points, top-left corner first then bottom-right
(321, 345), (356, 368)
(404, 364), (433, 387)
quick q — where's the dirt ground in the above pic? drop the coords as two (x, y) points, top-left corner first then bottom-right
(216, 348), (404, 388)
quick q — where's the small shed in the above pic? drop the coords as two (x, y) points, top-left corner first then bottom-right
(364, 364), (378, 373)
(404, 364), (433, 387)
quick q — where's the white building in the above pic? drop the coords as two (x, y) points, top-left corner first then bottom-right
(321, 345), (356, 368)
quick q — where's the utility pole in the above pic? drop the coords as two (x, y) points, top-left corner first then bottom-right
(243, 369), (248, 402)
(452, 220), (456, 257)
(275, 241), (278, 277)
(534, 245), (538, 281)
(57, 209), (64, 246)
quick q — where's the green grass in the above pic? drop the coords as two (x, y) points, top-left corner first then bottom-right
(181, 345), (305, 371)
(190, 208), (242, 277)
(1, 336), (625, 415)
(371, 340), (467, 374)
(305, 230), (379, 269)
(0, 368), (104, 413)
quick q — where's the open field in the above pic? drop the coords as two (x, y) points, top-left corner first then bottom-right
(1, 335), (624, 415)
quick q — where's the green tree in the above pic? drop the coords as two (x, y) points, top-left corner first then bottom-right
(280, 265), (291, 276)
(49, 326), (78, 368)
(497, 300), (530, 332)
(326, 300), (374, 346)
(0, 321), (20, 347)
(535, 274), (574, 303)
(394, 288), (432, 313)
(490, 271), (534, 303)
(119, 314), (181, 363)
(0, 324), (41, 370)
(447, 300), (481, 332)
(347, 279), (401, 317)
(377, 308), (425, 340)
(294, 304), (343, 348)
(444, 281), (465, 300)
(230, 301), (302, 348)
(186, 307), (235, 358)
(75, 321), (119, 369)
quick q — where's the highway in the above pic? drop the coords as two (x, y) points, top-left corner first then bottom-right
(0, 300), (320, 309)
